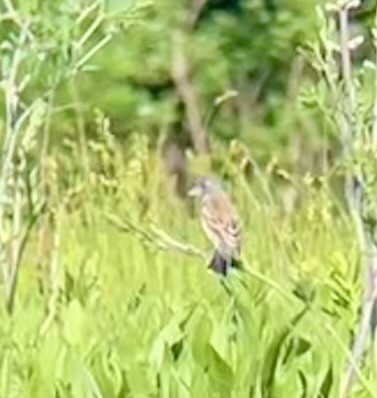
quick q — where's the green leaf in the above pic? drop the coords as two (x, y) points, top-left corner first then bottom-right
(208, 345), (234, 397)
(261, 306), (309, 397)
(63, 299), (88, 347)
(318, 364), (333, 398)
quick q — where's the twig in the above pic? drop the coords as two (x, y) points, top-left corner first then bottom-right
(6, 200), (47, 314)
(105, 213), (206, 259)
(0, 20), (30, 308)
(203, 90), (238, 130)
(338, 2), (377, 396)
(2, 0), (36, 43)
(149, 224), (206, 258)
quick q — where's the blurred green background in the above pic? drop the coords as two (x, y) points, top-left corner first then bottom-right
(0, 0), (377, 397)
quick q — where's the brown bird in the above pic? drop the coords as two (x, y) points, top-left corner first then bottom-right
(188, 177), (242, 275)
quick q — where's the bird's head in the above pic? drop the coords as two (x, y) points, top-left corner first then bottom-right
(188, 177), (221, 199)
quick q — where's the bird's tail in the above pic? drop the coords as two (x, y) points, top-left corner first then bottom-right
(209, 250), (242, 276)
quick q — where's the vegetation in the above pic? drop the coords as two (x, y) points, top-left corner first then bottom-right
(0, 0), (377, 397)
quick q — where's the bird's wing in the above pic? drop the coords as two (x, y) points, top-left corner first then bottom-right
(201, 193), (242, 257)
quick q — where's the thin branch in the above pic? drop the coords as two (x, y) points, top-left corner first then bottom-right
(338, 2), (377, 396)
(203, 90), (238, 130)
(0, 22), (30, 296)
(72, 33), (113, 74)
(339, 6), (359, 216)
(187, 0), (208, 28)
(171, 31), (210, 154)
(149, 224), (206, 258)
(2, 0), (36, 43)
(6, 200), (47, 314)
(372, 24), (377, 148)
(105, 212), (206, 259)
(340, 255), (377, 396)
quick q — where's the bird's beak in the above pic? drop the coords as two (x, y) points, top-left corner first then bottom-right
(188, 185), (200, 197)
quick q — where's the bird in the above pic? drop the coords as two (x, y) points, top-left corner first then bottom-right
(188, 176), (242, 275)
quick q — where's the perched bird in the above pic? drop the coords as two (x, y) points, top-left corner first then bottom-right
(188, 177), (242, 275)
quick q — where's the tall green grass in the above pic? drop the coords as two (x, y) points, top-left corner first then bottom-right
(0, 1), (376, 397)
(0, 131), (373, 398)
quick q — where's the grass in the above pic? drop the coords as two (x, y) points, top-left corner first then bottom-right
(0, 1), (376, 397)
(0, 137), (374, 398)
